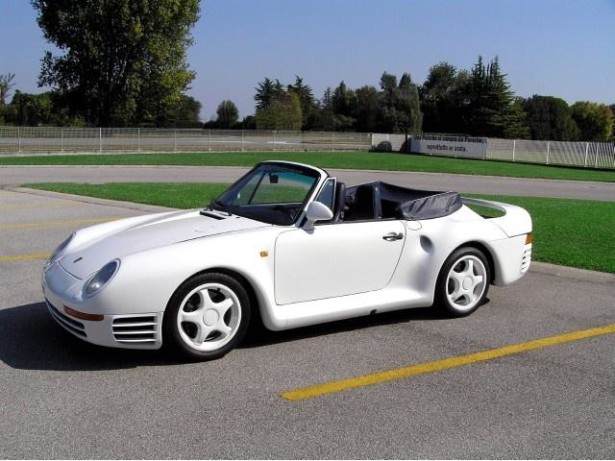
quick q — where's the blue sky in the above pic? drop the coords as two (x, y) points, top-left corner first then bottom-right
(1, 0), (614, 120)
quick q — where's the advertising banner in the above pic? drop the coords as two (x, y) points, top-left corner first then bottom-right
(411, 138), (487, 159)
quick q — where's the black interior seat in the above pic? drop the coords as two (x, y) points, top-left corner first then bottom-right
(345, 184), (380, 221)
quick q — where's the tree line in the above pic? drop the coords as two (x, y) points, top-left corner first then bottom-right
(0, 0), (613, 142)
(207, 57), (614, 142)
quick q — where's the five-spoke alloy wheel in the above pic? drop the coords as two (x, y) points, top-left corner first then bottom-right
(436, 247), (490, 317)
(165, 273), (251, 361)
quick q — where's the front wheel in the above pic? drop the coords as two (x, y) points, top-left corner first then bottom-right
(164, 273), (251, 361)
(435, 247), (490, 317)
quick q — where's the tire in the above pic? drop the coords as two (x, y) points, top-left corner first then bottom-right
(164, 272), (251, 361)
(435, 247), (490, 317)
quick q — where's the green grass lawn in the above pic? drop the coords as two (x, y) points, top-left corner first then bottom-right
(27, 182), (615, 273)
(3, 150), (614, 182)
(30, 182), (230, 209)
(470, 194), (614, 273)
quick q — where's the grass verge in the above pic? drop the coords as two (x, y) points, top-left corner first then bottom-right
(3, 151), (614, 182)
(27, 182), (615, 273)
(28, 182), (229, 209)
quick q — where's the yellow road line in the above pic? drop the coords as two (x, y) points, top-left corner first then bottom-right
(0, 252), (51, 262)
(0, 217), (118, 231)
(281, 323), (615, 401)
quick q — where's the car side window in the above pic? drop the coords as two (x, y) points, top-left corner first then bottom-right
(314, 179), (335, 210)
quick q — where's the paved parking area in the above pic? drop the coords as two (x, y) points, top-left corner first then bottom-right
(2, 165), (614, 200)
(1, 188), (614, 459)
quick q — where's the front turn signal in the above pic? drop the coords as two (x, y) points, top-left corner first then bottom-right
(525, 233), (533, 245)
(64, 306), (104, 322)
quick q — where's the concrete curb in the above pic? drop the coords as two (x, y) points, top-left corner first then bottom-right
(528, 261), (615, 284)
(7, 186), (176, 213)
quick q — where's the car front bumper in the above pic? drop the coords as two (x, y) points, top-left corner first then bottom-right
(42, 262), (163, 350)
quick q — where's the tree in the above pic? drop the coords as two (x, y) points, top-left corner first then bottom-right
(288, 76), (316, 129)
(376, 72), (422, 133)
(237, 115), (256, 130)
(570, 101), (613, 142)
(164, 95), (201, 128)
(354, 85), (379, 132)
(307, 87), (337, 131)
(254, 78), (284, 110)
(420, 62), (459, 133)
(216, 100), (239, 128)
(522, 95), (579, 141)
(462, 56), (525, 138)
(5, 90), (54, 126)
(330, 81), (356, 130)
(0, 73), (16, 105)
(32, 0), (200, 127)
(255, 92), (302, 130)
(397, 73), (423, 133)
(332, 81), (356, 117)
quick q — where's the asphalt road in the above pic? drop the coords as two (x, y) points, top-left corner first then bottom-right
(1, 165), (614, 201)
(0, 185), (614, 459)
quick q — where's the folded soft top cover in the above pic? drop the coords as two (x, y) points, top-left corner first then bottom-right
(347, 181), (463, 220)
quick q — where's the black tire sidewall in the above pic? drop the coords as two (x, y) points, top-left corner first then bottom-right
(163, 272), (251, 361)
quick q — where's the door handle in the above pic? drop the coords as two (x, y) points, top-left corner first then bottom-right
(382, 232), (403, 242)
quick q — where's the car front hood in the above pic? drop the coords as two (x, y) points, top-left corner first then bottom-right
(59, 210), (269, 279)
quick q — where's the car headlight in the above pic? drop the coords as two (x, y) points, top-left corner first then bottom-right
(84, 260), (120, 298)
(47, 233), (75, 266)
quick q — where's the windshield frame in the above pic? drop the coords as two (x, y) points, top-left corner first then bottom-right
(209, 161), (325, 226)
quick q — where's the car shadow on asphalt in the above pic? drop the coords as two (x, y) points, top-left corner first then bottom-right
(0, 301), (465, 371)
(0, 302), (177, 371)
(241, 305), (451, 349)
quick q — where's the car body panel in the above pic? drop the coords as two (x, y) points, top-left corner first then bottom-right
(60, 210), (269, 279)
(274, 220), (406, 304)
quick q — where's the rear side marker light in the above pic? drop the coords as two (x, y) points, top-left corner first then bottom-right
(64, 306), (104, 322)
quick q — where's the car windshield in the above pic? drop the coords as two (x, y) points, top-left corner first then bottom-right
(210, 163), (322, 225)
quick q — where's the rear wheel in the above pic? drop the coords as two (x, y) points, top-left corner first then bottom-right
(164, 273), (251, 361)
(436, 247), (490, 317)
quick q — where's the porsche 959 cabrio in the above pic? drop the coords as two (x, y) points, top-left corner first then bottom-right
(43, 160), (532, 360)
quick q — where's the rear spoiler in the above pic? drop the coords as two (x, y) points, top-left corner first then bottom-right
(462, 197), (532, 237)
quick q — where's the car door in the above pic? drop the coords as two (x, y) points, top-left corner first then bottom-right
(274, 220), (406, 305)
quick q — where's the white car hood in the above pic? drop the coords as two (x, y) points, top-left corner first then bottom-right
(60, 210), (269, 279)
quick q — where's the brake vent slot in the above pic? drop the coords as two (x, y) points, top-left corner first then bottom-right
(112, 316), (158, 343)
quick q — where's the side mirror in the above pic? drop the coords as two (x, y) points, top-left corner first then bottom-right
(303, 201), (333, 232)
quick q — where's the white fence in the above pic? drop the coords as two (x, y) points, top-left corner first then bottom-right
(487, 138), (615, 169)
(1, 126), (613, 170)
(0, 127), (371, 154)
(412, 134), (615, 170)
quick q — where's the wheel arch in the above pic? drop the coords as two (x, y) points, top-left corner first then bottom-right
(447, 241), (496, 285)
(168, 266), (266, 331)
(433, 241), (493, 317)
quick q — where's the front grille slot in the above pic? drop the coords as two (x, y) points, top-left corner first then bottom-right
(112, 316), (158, 344)
(46, 301), (87, 337)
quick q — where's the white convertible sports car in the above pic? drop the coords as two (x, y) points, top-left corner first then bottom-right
(42, 160), (532, 360)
